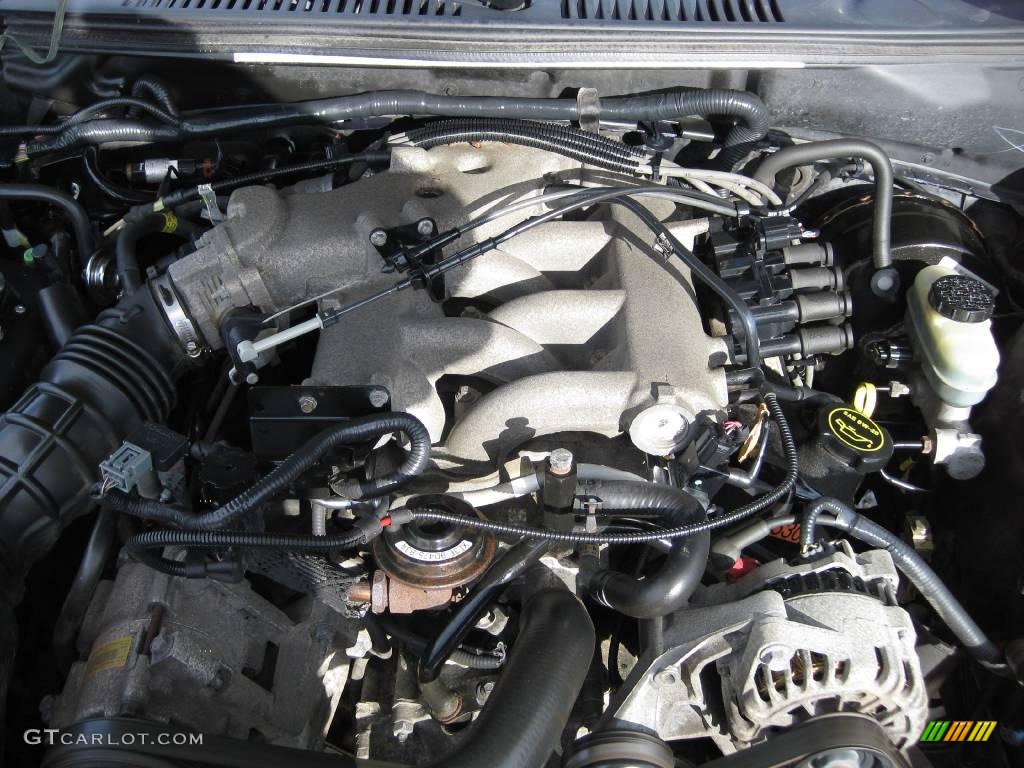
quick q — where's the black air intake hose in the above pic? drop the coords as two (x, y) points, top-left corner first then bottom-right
(585, 483), (711, 619)
(427, 586), (595, 768)
(0, 287), (183, 604)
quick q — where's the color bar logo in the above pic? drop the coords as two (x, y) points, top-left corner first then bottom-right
(920, 721), (997, 743)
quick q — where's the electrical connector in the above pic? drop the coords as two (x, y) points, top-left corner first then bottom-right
(99, 443), (154, 494)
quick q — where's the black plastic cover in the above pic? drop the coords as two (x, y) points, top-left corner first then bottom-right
(928, 274), (995, 324)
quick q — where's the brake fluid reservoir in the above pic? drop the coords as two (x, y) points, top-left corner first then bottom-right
(906, 265), (999, 407)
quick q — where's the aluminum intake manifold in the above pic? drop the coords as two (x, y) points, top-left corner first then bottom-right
(167, 144), (729, 460)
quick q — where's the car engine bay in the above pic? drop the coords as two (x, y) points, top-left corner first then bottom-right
(0, 15), (1023, 768)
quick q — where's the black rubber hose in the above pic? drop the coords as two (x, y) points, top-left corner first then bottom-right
(115, 211), (176, 294)
(426, 587), (595, 768)
(405, 118), (644, 173)
(798, 496), (847, 555)
(0, 288), (184, 751)
(25, 88), (768, 165)
(411, 118), (644, 159)
(806, 498), (1005, 669)
(106, 412), (431, 530)
(419, 539), (548, 683)
(124, 524), (378, 579)
(602, 88), (770, 169)
(52, 504), (117, 671)
(586, 485), (710, 618)
(753, 139), (893, 269)
(0, 184), (94, 256)
(404, 392), (796, 544)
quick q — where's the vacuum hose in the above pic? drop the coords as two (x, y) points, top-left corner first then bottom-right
(25, 88), (769, 170)
(802, 498), (1005, 669)
(753, 139), (893, 270)
(419, 539), (549, 683)
(405, 119), (645, 173)
(106, 412), (431, 530)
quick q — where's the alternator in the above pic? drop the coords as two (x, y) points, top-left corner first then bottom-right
(606, 543), (928, 755)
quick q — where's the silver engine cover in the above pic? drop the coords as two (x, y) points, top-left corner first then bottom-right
(169, 144), (729, 459)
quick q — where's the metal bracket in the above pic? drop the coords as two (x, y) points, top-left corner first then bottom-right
(368, 217), (444, 301)
(198, 183), (225, 223)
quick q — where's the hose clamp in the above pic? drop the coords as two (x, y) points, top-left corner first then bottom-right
(576, 87), (601, 133)
(149, 274), (204, 360)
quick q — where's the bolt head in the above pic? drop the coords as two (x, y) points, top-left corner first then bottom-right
(759, 645), (792, 672)
(13, 304), (26, 315)
(475, 680), (495, 706)
(245, 372), (259, 385)
(367, 388), (389, 408)
(298, 395), (318, 414)
(185, 340), (201, 358)
(548, 448), (574, 475)
(654, 668), (678, 686)
(416, 218), (434, 236)
(369, 229), (388, 247)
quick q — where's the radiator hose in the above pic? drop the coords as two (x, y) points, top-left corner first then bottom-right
(585, 484), (711, 619)
(427, 584), (595, 768)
